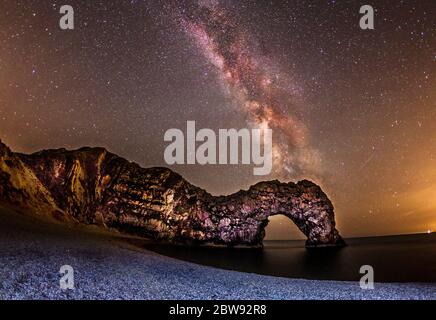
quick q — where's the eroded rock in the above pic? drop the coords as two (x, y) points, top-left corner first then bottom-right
(0, 139), (345, 247)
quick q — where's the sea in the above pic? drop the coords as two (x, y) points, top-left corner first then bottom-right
(142, 233), (436, 283)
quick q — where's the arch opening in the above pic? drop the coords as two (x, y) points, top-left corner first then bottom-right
(264, 214), (306, 241)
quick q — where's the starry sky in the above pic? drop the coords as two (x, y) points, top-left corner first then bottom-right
(0, 0), (435, 239)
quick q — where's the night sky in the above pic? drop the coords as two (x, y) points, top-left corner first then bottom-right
(0, 0), (435, 239)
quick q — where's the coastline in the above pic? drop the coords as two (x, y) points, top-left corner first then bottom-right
(0, 208), (434, 300)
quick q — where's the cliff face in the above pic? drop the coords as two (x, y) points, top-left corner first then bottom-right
(0, 140), (345, 247)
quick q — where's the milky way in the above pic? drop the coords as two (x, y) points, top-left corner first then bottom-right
(0, 0), (435, 238)
(177, 1), (321, 179)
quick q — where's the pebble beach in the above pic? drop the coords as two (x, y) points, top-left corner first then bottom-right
(0, 207), (434, 300)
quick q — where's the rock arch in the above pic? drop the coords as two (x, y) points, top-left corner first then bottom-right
(185, 179), (345, 248)
(0, 140), (345, 248)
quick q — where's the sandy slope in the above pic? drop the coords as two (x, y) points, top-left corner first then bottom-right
(0, 207), (434, 300)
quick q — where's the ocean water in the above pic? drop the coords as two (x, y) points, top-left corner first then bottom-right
(142, 233), (436, 283)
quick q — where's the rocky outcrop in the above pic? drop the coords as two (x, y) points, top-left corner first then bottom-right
(0, 139), (345, 247)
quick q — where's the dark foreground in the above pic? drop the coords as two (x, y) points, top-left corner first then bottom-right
(142, 234), (436, 283)
(0, 207), (434, 300)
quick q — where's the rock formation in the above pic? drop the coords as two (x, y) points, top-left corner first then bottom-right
(0, 139), (345, 247)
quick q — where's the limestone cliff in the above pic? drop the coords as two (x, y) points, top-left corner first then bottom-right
(0, 140), (345, 247)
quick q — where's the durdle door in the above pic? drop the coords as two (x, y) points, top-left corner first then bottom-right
(0, 139), (345, 248)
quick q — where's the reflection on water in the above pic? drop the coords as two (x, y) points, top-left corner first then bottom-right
(140, 233), (436, 282)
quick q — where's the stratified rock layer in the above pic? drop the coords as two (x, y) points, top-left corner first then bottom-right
(0, 140), (345, 247)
